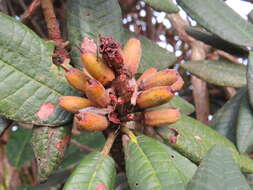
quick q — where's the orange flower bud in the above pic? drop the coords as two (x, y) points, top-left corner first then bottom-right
(81, 52), (115, 85)
(170, 75), (184, 91)
(75, 112), (109, 132)
(139, 69), (178, 90)
(137, 67), (157, 85)
(144, 108), (180, 126)
(137, 86), (174, 109)
(65, 68), (87, 93)
(59, 96), (95, 113)
(85, 79), (110, 108)
(123, 38), (141, 76)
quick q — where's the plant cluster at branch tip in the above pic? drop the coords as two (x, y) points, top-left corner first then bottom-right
(59, 36), (184, 132)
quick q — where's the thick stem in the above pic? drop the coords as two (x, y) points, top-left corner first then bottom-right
(101, 131), (118, 156)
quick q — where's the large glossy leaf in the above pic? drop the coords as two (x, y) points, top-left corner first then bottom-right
(156, 114), (253, 173)
(63, 152), (116, 190)
(143, 0), (179, 13)
(181, 61), (246, 87)
(60, 132), (105, 169)
(31, 125), (71, 182)
(186, 27), (248, 57)
(164, 144), (197, 184)
(236, 94), (253, 154)
(0, 13), (76, 126)
(123, 135), (186, 190)
(247, 51), (253, 109)
(67, 0), (176, 71)
(177, 0), (253, 47)
(210, 88), (246, 143)
(6, 127), (34, 168)
(148, 95), (195, 115)
(187, 146), (251, 190)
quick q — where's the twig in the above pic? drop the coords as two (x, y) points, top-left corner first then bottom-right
(19, 0), (47, 38)
(215, 50), (242, 65)
(70, 139), (96, 153)
(167, 13), (210, 124)
(20, 0), (41, 24)
(41, 0), (69, 64)
(5, 0), (15, 16)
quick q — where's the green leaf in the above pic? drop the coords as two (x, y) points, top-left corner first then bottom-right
(186, 146), (251, 190)
(31, 125), (71, 182)
(210, 88), (246, 143)
(247, 51), (253, 109)
(236, 93), (253, 154)
(156, 114), (253, 173)
(177, 0), (253, 47)
(181, 61), (246, 87)
(67, 0), (176, 71)
(6, 127), (34, 168)
(63, 152), (116, 190)
(60, 132), (105, 169)
(185, 27), (248, 57)
(123, 135), (186, 190)
(0, 12), (77, 126)
(164, 145), (197, 184)
(143, 0), (179, 13)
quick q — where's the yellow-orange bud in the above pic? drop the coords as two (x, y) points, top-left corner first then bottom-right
(144, 108), (180, 126)
(75, 112), (109, 132)
(139, 69), (178, 90)
(65, 68), (87, 94)
(123, 38), (141, 76)
(59, 96), (95, 113)
(137, 86), (174, 109)
(81, 53), (115, 85)
(137, 67), (157, 85)
(85, 79), (110, 108)
(170, 75), (184, 91)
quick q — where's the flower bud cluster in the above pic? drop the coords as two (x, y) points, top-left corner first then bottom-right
(59, 36), (184, 132)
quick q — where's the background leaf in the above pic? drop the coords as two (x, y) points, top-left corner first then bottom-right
(60, 132), (105, 169)
(181, 61), (246, 87)
(186, 146), (251, 190)
(6, 127), (34, 168)
(31, 125), (71, 182)
(210, 88), (246, 143)
(247, 51), (253, 109)
(67, 0), (176, 71)
(236, 94), (253, 154)
(0, 13), (76, 126)
(0, 116), (11, 134)
(156, 114), (253, 173)
(186, 27), (248, 57)
(177, 0), (253, 47)
(143, 0), (179, 13)
(124, 135), (186, 190)
(63, 152), (116, 190)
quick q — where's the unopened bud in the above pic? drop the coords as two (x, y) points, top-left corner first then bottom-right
(123, 38), (141, 76)
(59, 96), (95, 113)
(139, 69), (178, 90)
(85, 79), (110, 108)
(144, 108), (180, 126)
(137, 86), (174, 109)
(65, 68), (87, 93)
(170, 75), (184, 91)
(75, 112), (109, 132)
(137, 67), (157, 85)
(81, 53), (115, 85)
